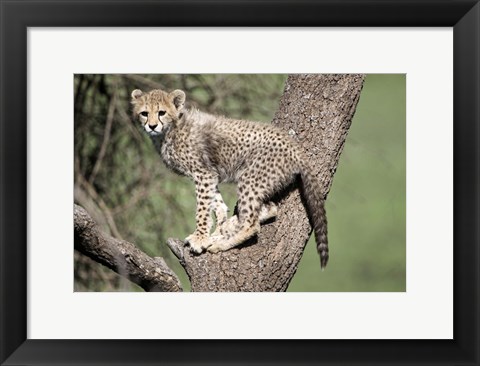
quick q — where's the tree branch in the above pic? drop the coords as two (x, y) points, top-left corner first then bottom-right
(74, 204), (183, 292)
(88, 91), (116, 185)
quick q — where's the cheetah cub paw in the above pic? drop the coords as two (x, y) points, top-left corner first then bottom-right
(218, 216), (239, 238)
(206, 236), (229, 254)
(185, 233), (212, 254)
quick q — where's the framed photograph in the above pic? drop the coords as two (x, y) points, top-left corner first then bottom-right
(1, 0), (479, 365)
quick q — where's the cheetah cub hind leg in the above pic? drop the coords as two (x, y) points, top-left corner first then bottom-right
(208, 201), (277, 254)
(208, 220), (261, 254)
(215, 202), (277, 239)
(259, 202), (278, 223)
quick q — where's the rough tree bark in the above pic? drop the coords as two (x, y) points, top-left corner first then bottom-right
(74, 74), (365, 292)
(74, 204), (182, 292)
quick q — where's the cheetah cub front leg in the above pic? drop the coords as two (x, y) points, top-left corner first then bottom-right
(185, 173), (219, 253)
(211, 189), (229, 237)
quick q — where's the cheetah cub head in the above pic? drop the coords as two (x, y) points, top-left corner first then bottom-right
(131, 89), (186, 137)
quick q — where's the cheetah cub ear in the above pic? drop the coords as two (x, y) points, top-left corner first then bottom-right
(169, 89), (186, 111)
(131, 89), (143, 101)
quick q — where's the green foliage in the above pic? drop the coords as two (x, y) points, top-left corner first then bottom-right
(74, 74), (405, 292)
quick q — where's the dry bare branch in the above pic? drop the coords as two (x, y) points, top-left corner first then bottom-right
(89, 92), (117, 185)
(74, 204), (183, 292)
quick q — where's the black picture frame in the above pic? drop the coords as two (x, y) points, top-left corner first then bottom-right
(1, 1), (479, 365)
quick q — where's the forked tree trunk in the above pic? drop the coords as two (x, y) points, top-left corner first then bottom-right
(74, 74), (365, 292)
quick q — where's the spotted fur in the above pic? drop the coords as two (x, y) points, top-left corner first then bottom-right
(131, 88), (329, 268)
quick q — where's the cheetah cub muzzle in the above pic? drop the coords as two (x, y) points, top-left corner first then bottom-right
(131, 88), (329, 268)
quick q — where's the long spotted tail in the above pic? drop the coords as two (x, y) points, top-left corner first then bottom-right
(300, 163), (329, 269)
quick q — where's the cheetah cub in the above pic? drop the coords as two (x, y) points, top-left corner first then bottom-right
(131, 88), (329, 268)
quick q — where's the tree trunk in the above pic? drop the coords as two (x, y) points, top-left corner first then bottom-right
(168, 74), (365, 291)
(75, 74), (364, 292)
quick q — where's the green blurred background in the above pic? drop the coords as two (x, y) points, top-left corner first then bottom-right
(74, 74), (405, 292)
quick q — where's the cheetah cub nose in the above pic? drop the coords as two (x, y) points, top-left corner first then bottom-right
(149, 124), (158, 130)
